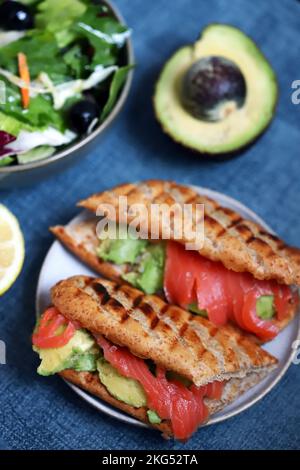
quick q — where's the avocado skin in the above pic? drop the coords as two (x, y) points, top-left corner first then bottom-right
(154, 107), (277, 162)
(153, 23), (278, 156)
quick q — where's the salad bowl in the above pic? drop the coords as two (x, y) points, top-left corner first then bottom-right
(0, 0), (134, 187)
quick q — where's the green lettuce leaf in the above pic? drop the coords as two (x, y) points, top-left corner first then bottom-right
(0, 80), (65, 132)
(101, 65), (133, 120)
(0, 156), (14, 167)
(0, 111), (32, 135)
(63, 45), (89, 79)
(36, 0), (87, 48)
(17, 146), (55, 165)
(19, 0), (38, 4)
(73, 4), (129, 69)
(0, 31), (69, 80)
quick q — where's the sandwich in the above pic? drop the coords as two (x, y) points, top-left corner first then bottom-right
(32, 275), (278, 440)
(51, 180), (300, 342)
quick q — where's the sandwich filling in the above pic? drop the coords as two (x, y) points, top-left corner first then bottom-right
(96, 230), (298, 341)
(32, 307), (226, 440)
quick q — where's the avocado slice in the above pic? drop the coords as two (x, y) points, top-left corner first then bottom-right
(96, 225), (166, 295)
(65, 351), (99, 372)
(122, 244), (165, 294)
(154, 24), (278, 155)
(256, 295), (275, 320)
(33, 329), (99, 376)
(147, 410), (162, 424)
(188, 303), (208, 318)
(97, 237), (147, 265)
(97, 358), (147, 408)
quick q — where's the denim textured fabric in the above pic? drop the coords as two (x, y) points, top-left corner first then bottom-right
(0, 0), (300, 450)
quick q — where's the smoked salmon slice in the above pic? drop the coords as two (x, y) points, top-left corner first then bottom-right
(164, 241), (293, 340)
(96, 335), (224, 440)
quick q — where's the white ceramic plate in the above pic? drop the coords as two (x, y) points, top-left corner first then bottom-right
(36, 186), (300, 429)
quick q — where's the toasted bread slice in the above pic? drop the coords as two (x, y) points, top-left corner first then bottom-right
(52, 276), (278, 387)
(78, 180), (300, 286)
(50, 220), (298, 337)
(50, 218), (124, 282)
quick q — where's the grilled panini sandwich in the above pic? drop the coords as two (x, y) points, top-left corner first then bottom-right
(51, 180), (300, 342)
(32, 275), (278, 440)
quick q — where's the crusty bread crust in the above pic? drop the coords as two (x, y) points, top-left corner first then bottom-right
(60, 369), (173, 437)
(60, 367), (271, 439)
(78, 180), (300, 286)
(52, 276), (278, 388)
(50, 223), (123, 282)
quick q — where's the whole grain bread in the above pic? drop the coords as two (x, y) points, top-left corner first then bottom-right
(77, 180), (300, 286)
(60, 367), (271, 438)
(51, 276), (278, 387)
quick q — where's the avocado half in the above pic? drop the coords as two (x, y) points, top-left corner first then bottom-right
(153, 24), (278, 155)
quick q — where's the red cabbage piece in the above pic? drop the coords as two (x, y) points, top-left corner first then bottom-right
(0, 131), (16, 157)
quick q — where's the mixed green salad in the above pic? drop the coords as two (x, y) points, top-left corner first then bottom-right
(0, 0), (132, 167)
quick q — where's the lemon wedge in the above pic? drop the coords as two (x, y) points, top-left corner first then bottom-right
(0, 204), (25, 295)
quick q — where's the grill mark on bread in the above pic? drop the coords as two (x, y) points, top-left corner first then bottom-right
(178, 322), (188, 337)
(204, 214), (223, 231)
(51, 276), (278, 386)
(150, 316), (160, 330)
(234, 224), (254, 240)
(226, 335), (252, 369)
(78, 181), (300, 284)
(121, 186), (139, 198)
(104, 296), (128, 318)
(160, 304), (170, 316)
(119, 312), (129, 323)
(150, 189), (165, 204)
(190, 321), (226, 372)
(92, 282), (111, 305)
(153, 193), (176, 206)
(193, 190), (297, 282)
(227, 217), (243, 229)
(146, 300), (204, 359)
(247, 237), (274, 256)
(133, 295), (143, 308)
(145, 301), (214, 374)
(101, 282), (161, 340)
(184, 195), (199, 204)
(139, 301), (155, 317)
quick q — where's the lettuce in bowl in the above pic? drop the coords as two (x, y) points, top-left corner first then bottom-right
(0, 0), (133, 168)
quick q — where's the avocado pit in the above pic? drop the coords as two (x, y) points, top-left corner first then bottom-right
(181, 56), (247, 122)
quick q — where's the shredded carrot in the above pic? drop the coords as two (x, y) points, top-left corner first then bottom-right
(18, 52), (30, 109)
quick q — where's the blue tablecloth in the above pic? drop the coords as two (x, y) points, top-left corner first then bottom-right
(1, 0), (300, 450)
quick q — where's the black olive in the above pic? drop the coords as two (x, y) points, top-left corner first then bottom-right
(68, 100), (101, 135)
(181, 56), (246, 122)
(0, 1), (34, 31)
